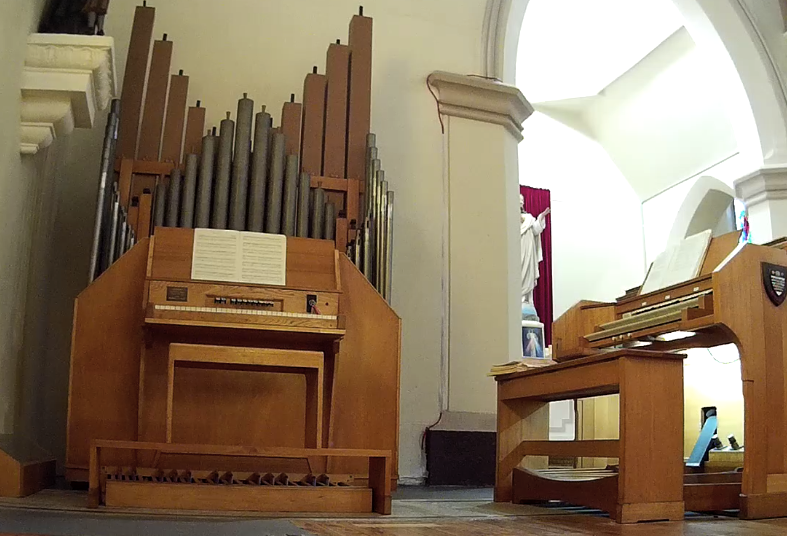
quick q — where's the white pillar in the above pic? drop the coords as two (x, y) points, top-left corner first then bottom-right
(735, 166), (787, 244)
(429, 72), (533, 415)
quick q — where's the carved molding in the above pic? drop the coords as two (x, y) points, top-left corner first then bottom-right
(734, 165), (787, 205)
(427, 71), (534, 141)
(20, 34), (116, 155)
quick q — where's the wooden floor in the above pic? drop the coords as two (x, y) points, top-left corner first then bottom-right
(298, 516), (787, 535)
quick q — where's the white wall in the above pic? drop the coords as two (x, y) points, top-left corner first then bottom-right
(519, 113), (645, 317)
(585, 29), (738, 201)
(0, 0), (51, 434)
(49, 0), (488, 481)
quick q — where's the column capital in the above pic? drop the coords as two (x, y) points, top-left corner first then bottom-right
(20, 34), (117, 155)
(734, 165), (787, 206)
(427, 71), (533, 141)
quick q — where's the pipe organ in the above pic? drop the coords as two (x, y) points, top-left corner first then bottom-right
(88, 3), (395, 301)
(73, 3), (400, 515)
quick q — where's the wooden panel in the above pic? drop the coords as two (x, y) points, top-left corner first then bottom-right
(346, 14), (373, 181)
(616, 501), (684, 524)
(281, 100), (303, 158)
(183, 104), (206, 157)
(286, 237), (339, 290)
(498, 360), (619, 401)
(0, 450), (21, 497)
(19, 459), (56, 497)
(105, 481), (372, 512)
(117, 5), (155, 159)
(149, 226), (194, 281)
(160, 73), (189, 164)
(166, 344), (324, 447)
(495, 399), (548, 503)
(552, 301), (615, 362)
(127, 201), (139, 239)
(329, 256), (400, 481)
(336, 217), (348, 252)
(118, 157), (134, 209)
(139, 339), (308, 451)
(700, 230), (741, 275)
(712, 244), (787, 506)
(684, 482), (741, 512)
(137, 38), (173, 160)
(66, 239), (149, 473)
(347, 178), (360, 228)
(137, 192), (153, 240)
(618, 356), (684, 506)
(324, 43), (350, 179)
(301, 72), (327, 175)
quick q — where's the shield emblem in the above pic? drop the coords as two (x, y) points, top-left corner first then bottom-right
(762, 262), (787, 306)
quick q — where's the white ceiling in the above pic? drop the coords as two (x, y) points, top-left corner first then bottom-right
(517, 0), (684, 103)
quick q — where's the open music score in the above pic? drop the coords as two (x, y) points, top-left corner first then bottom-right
(191, 229), (286, 286)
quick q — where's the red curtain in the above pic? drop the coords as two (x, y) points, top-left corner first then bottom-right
(520, 186), (553, 346)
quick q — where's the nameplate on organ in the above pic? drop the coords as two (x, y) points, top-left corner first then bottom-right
(145, 226), (345, 333)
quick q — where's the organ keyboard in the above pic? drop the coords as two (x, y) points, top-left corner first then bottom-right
(551, 231), (787, 519)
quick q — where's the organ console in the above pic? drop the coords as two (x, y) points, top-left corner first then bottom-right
(71, 3), (401, 515)
(552, 231), (787, 519)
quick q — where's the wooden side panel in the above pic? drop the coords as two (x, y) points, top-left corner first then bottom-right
(66, 239), (149, 472)
(118, 157), (134, 209)
(0, 450), (21, 497)
(713, 245), (787, 509)
(183, 105), (206, 157)
(117, 5), (155, 159)
(19, 460), (56, 497)
(618, 356), (684, 508)
(328, 256), (400, 479)
(281, 101), (303, 158)
(700, 230), (741, 275)
(495, 399), (549, 503)
(137, 192), (153, 240)
(149, 227), (194, 281)
(137, 39), (173, 160)
(552, 301), (615, 362)
(324, 43), (350, 179)
(346, 14), (372, 180)
(286, 237), (338, 291)
(160, 73), (189, 164)
(301, 73), (328, 176)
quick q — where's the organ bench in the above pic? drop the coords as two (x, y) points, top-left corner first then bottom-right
(494, 348), (686, 523)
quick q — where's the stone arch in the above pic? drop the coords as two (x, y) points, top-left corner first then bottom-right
(668, 176), (736, 243)
(487, 0), (787, 169)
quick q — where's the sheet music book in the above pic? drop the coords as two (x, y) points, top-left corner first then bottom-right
(639, 229), (712, 295)
(191, 229), (287, 286)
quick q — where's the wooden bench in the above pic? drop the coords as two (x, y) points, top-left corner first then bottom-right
(494, 348), (685, 523)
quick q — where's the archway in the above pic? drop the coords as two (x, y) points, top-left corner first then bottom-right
(487, 0), (787, 169)
(668, 175), (737, 243)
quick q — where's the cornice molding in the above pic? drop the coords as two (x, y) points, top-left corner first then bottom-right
(427, 71), (533, 141)
(20, 34), (116, 155)
(734, 165), (787, 205)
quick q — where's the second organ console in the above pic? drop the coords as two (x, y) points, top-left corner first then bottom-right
(552, 232), (787, 519)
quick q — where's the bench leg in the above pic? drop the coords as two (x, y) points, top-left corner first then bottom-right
(495, 397), (548, 503)
(618, 357), (684, 522)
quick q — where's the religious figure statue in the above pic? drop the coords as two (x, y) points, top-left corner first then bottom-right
(520, 193), (550, 321)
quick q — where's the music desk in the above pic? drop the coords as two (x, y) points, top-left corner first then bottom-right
(494, 349), (685, 523)
(166, 344), (330, 448)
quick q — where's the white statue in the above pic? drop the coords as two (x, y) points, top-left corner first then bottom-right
(520, 193), (550, 320)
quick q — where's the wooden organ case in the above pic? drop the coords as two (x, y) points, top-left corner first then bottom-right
(552, 233), (787, 520)
(67, 227), (400, 513)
